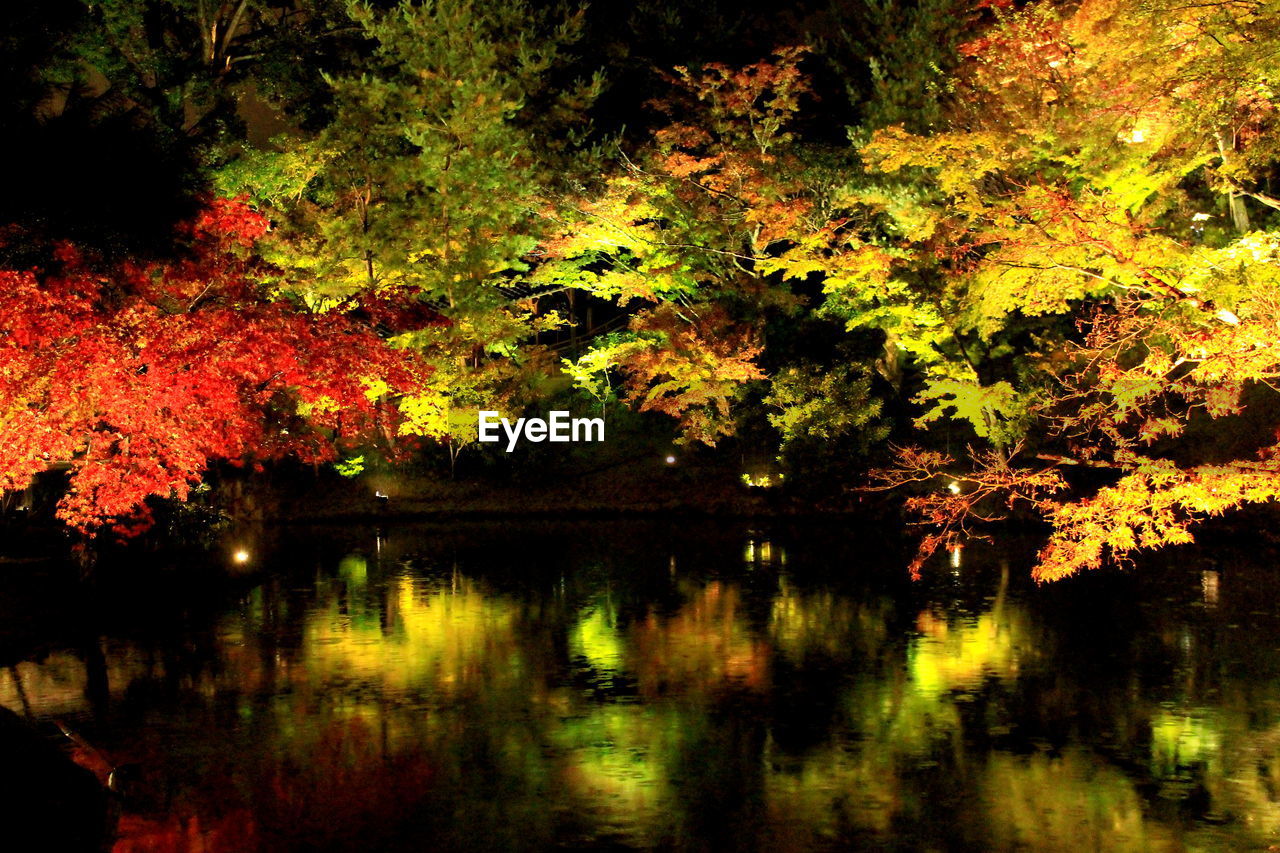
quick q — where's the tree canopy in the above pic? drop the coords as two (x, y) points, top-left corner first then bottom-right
(4, 0), (1280, 578)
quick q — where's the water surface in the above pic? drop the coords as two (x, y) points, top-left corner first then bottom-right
(1, 520), (1277, 851)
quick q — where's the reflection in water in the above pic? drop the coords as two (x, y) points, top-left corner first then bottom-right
(630, 581), (771, 697)
(908, 565), (1035, 695)
(980, 750), (1177, 852)
(302, 569), (526, 698)
(1, 522), (1280, 850)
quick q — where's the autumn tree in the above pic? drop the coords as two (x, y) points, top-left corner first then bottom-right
(541, 48), (867, 445)
(859, 0), (1280, 579)
(215, 0), (601, 461)
(0, 198), (432, 535)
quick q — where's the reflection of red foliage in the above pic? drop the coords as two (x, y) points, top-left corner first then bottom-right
(630, 582), (771, 696)
(111, 716), (437, 852)
(113, 810), (260, 853)
(256, 717), (436, 847)
(0, 198), (432, 534)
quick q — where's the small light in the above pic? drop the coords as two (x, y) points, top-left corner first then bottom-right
(665, 455), (676, 464)
(947, 481), (961, 494)
(950, 545), (962, 569)
(233, 549), (251, 564)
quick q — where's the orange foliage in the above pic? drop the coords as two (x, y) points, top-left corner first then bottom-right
(616, 305), (765, 445)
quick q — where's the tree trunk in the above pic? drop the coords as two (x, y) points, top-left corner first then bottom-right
(1216, 130), (1251, 233)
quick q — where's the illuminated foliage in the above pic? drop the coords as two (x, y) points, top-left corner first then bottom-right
(543, 48), (869, 443)
(215, 0), (601, 462)
(10, 0), (1280, 576)
(763, 362), (889, 477)
(565, 304), (765, 445)
(861, 0), (1280, 579)
(0, 199), (429, 534)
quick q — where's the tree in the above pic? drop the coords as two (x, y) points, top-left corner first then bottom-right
(0, 198), (431, 535)
(224, 0), (602, 456)
(860, 0), (1280, 579)
(815, 0), (972, 134)
(61, 0), (360, 141)
(543, 48), (853, 444)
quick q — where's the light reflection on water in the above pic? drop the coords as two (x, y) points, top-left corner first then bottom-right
(0, 521), (1279, 851)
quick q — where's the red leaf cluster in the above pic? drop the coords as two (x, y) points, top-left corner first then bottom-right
(0, 199), (431, 535)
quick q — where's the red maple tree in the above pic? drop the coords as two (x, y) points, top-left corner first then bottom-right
(0, 198), (434, 535)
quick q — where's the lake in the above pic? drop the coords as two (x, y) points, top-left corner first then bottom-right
(1, 519), (1277, 851)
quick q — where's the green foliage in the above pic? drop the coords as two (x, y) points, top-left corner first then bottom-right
(263, 0), (598, 302)
(221, 0), (605, 466)
(562, 333), (631, 406)
(820, 0), (969, 133)
(69, 0), (358, 144)
(212, 141), (337, 207)
(914, 378), (1031, 448)
(765, 363), (888, 454)
(333, 455), (366, 478)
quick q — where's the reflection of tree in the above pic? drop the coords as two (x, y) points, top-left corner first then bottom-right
(907, 608), (1036, 696)
(763, 570), (1155, 848)
(769, 584), (891, 664)
(568, 595), (625, 675)
(628, 581), (770, 698)
(14, 540), (1280, 850)
(553, 705), (687, 847)
(979, 750), (1176, 852)
(300, 571), (528, 699)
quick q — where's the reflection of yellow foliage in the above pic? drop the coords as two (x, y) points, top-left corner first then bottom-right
(764, 739), (903, 837)
(907, 603), (1036, 695)
(982, 751), (1178, 852)
(0, 650), (159, 718)
(769, 587), (887, 662)
(571, 581), (773, 697)
(840, 668), (961, 761)
(1202, 718), (1280, 843)
(302, 572), (523, 696)
(570, 598), (625, 673)
(337, 553), (367, 586)
(555, 705), (684, 845)
(1150, 708), (1218, 772)
(22, 563), (1280, 851)
(0, 655), (88, 716)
